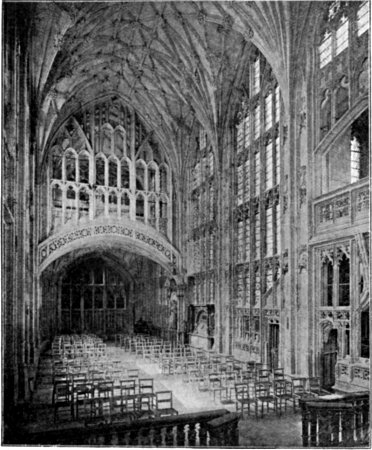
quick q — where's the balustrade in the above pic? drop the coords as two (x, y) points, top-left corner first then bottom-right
(314, 179), (369, 235)
(300, 392), (369, 447)
(22, 409), (239, 446)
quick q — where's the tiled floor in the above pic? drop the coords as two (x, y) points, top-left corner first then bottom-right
(22, 344), (303, 447)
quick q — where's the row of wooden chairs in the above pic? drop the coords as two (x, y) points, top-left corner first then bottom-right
(53, 379), (178, 423)
(235, 376), (327, 418)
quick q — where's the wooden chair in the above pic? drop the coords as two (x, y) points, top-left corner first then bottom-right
(255, 381), (277, 417)
(73, 381), (95, 420)
(208, 372), (228, 402)
(235, 382), (257, 417)
(292, 377), (309, 406)
(127, 368), (140, 380)
(138, 378), (155, 412)
(256, 369), (271, 383)
(154, 391), (178, 417)
(116, 379), (137, 415)
(273, 379), (296, 414)
(272, 368), (285, 380)
(53, 381), (73, 422)
(96, 381), (114, 417)
(221, 370), (237, 404)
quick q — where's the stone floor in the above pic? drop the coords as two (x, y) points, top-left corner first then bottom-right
(21, 344), (303, 447)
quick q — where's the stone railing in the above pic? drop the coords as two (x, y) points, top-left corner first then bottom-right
(335, 359), (370, 392)
(314, 179), (369, 235)
(22, 409), (240, 446)
(300, 392), (369, 447)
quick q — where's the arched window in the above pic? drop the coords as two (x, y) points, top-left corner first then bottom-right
(101, 125), (113, 155)
(121, 159), (130, 189)
(136, 161), (145, 191)
(120, 192), (130, 217)
(52, 184), (63, 230)
(95, 190), (105, 218)
(148, 194), (157, 227)
(108, 158), (118, 187)
(65, 150), (76, 182)
(65, 186), (76, 224)
(108, 191), (118, 216)
(136, 194), (145, 220)
(160, 166), (168, 194)
(317, 2), (369, 142)
(79, 188), (90, 220)
(79, 152), (90, 184)
(339, 254), (350, 306)
(95, 156), (106, 186)
(159, 196), (168, 235)
(148, 164), (157, 192)
(114, 127), (125, 159)
(51, 147), (62, 180)
(321, 257), (333, 307)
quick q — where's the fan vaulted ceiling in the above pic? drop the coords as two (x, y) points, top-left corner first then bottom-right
(28, 1), (318, 169)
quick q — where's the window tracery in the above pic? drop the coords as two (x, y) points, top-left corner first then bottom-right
(233, 50), (282, 359)
(188, 128), (216, 306)
(45, 100), (172, 238)
(317, 1), (369, 141)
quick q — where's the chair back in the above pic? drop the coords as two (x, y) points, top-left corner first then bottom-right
(156, 391), (173, 410)
(255, 381), (271, 398)
(139, 378), (154, 394)
(235, 382), (249, 401)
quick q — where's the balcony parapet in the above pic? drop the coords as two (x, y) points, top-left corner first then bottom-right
(313, 178), (369, 237)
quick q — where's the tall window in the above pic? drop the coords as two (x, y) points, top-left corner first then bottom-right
(321, 246), (350, 307)
(234, 51), (281, 358)
(253, 59), (260, 95)
(265, 93), (273, 131)
(319, 32), (332, 68)
(322, 259), (334, 307)
(361, 310), (369, 357)
(317, 2), (369, 143)
(338, 254), (350, 306)
(350, 137), (361, 183)
(265, 142), (273, 191)
(266, 207), (273, 257)
(335, 17), (349, 55)
(357, 1), (369, 36)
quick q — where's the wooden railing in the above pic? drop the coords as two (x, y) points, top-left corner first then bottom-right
(21, 409), (240, 446)
(300, 392), (369, 447)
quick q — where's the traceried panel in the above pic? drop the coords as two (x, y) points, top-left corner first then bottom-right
(317, 1), (369, 142)
(187, 127), (216, 305)
(45, 99), (172, 239)
(233, 49), (282, 361)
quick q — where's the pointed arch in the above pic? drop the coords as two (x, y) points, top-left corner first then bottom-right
(120, 157), (131, 189)
(78, 150), (90, 184)
(95, 187), (106, 218)
(64, 148), (77, 182)
(108, 155), (119, 188)
(136, 192), (145, 221)
(135, 159), (146, 191)
(95, 153), (106, 186)
(78, 186), (91, 221)
(148, 161), (159, 192)
(114, 125), (127, 159)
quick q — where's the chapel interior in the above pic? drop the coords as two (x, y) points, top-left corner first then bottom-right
(2, 1), (370, 446)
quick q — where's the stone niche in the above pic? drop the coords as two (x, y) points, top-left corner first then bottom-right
(188, 304), (215, 351)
